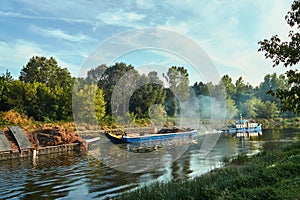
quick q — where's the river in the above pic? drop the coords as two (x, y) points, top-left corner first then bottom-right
(0, 127), (299, 199)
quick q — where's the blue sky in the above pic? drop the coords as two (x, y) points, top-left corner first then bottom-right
(0, 0), (296, 86)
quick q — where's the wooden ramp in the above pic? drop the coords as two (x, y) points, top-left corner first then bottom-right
(0, 131), (12, 152)
(8, 126), (32, 150)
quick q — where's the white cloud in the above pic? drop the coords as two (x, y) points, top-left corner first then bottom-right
(31, 26), (92, 42)
(96, 10), (145, 27)
(0, 40), (82, 78)
(0, 40), (42, 77)
(136, 0), (154, 9)
(1, 0), (295, 85)
(156, 0), (294, 86)
(0, 11), (96, 26)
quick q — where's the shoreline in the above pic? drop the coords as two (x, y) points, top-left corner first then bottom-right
(118, 140), (300, 199)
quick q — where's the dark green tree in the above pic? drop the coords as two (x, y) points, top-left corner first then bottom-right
(94, 62), (137, 115)
(232, 76), (253, 110)
(258, 0), (300, 113)
(191, 82), (209, 96)
(0, 70), (13, 111)
(129, 72), (166, 118)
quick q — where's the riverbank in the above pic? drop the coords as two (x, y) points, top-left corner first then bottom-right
(0, 122), (87, 161)
(118, 141), (300, 199)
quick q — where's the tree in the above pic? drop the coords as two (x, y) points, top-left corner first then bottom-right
(258, 0), (300, 113)
(220, 75), (236, 99)
(191, 81), (209, 96)
(240, 97), (279, 119)
(0, 70), (13, 110)
(95, 86), (106, 123)
(226, 98), (238, 119)
(94, 62), (136, 115)
(129, 72), (166, 118)
(232, 76), (253, 110)
(255, 73), (287, 107)
(86, 64), (108, 83)
(164, 66), (190, 101)
(20, 56), (73, 89)
(3, 80), (27, 114)
(0, 70), (13, 82)
(263, 100), (279, 119)
(73, 83), (106, 125)
(163, 66), (190, 116)
(240, 97), (262, 118)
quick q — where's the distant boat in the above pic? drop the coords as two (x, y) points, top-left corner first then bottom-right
(105, 127), (197, 144)
(222, 115), (262, 133)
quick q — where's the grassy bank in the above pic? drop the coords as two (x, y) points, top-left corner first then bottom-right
(118, 141), (300, 200)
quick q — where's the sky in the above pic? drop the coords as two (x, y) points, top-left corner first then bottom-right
(0, 0), (297, 86)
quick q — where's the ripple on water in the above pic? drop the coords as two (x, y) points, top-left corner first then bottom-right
(0, 128), (299, 199)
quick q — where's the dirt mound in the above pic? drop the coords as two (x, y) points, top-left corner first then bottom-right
(28, 126), (82, 147)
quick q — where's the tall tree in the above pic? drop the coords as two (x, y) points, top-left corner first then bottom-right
(95, 62), (136, 115)
(220, 75), (236, 99)
(163, 66), (190, 116)
(20, 56), (73, 89)
(232, 76), (253, 110)
(258, 0), (300, 113)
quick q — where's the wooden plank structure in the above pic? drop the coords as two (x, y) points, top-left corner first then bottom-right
(0, 131), (12, 152)
(8, 126), (31, 151)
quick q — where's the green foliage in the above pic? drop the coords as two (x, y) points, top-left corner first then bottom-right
(93, 62), (135, 115)
(0, 53), (297, 124)
(220, 74), (236, 98)
(232, 76), (253, 110)
(73, 83), (106, 125)
(1, 80), (72, 121)
(255, 73), (287, 105)
(241, 97), (261, 118)
(164, 66), (190, 117)
(191, 81), (209, 96)
(226, 98), (238, 119)
(19, 56), (73, 89)
(95, 87), (106, 123)
(258, 0), (300, 114)
(129, 72), (166, 118)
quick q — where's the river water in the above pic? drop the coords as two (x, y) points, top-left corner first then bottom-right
(0, 127), (299, 199)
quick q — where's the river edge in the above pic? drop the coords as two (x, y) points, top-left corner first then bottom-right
(117, 140), (300, 200)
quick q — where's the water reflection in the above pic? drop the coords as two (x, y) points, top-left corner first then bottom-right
(0, 128), (299, 199)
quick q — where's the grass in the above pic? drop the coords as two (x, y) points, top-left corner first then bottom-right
(117, 141), (300, 200)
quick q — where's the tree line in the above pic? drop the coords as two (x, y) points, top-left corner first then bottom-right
(0, 55), (297, 126)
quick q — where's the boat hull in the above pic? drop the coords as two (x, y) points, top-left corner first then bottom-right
(105, 130), (197, 144)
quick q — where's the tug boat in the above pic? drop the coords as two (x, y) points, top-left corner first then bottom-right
(222, 115), (262, 133)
